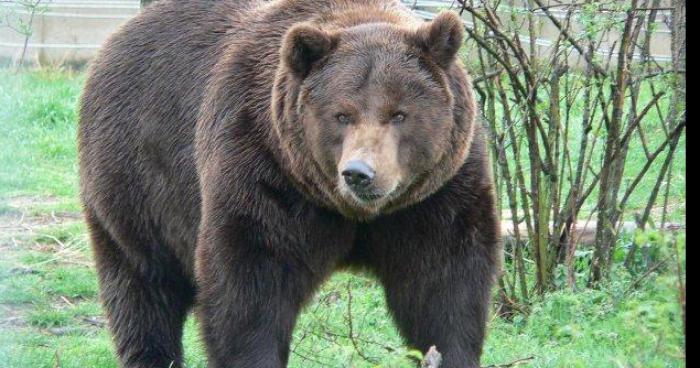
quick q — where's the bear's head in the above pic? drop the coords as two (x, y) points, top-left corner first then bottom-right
(272, 11), (476, 220)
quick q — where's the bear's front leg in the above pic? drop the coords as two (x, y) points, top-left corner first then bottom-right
(381, 237), (498, 367)
(370, 209), (501, 368)
(195, 213), (335, 368)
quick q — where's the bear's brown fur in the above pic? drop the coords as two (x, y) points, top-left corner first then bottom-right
(78, 0), (501, 367)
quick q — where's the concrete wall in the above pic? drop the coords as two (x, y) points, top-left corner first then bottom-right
(411, 0), (673, 67)
(0, 0), (139, 66)
(0, 0), (673, 67)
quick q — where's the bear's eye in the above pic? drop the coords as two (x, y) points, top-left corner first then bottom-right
(391, 112), (406, 124)
(336, 114), (352, 125)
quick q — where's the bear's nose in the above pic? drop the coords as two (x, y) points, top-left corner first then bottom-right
(342, 160), (375, 189)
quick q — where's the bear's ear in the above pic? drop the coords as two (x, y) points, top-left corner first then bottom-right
(281, 24), (337, 79)
(412, 11), (464, 68)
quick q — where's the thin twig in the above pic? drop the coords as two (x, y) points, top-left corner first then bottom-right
(345, 281), (376, 364)
(483, 356), (536, 368)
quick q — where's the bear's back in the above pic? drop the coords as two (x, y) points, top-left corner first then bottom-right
(79, 0), (252, 173)
(78, 0), (260, 274)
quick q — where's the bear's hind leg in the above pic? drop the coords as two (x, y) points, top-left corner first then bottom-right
(86, 210), (195, 368)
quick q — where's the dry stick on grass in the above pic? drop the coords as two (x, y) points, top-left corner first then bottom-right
(59, 295), (75, 308)
(311, 327), (398, 353)
(420, 346), (442, 368)
(345, 281), (376, 364)
(483, 356), (536, 368)
(81, 316), (106, 328)
(290, 349), (330, 367)
(52, 349), (62, 368)
(419, 346), (535, 368)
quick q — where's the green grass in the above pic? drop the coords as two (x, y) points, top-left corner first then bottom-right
(0, 68), (83, 212)
(0, 229), (686, 367)
(0, 69), (685, 367)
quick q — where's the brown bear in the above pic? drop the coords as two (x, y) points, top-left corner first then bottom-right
(78, 0), (501, 367)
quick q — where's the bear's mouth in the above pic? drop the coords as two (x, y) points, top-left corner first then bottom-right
(354, 192), (384, 202)
(340, 181), (403, 208)
(334, 180), (410, 219)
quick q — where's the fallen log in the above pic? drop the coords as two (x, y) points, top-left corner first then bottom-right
(500, 220), (683, 246)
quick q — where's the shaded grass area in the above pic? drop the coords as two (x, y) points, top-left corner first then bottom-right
(0, 70), (685, 367)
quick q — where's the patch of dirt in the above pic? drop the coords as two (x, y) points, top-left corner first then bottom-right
(0, 304), (28, 328)
(0, 195), (108, 346)
(0, 195), (82, 251)
(5, 195), (62, 209)
(45, 315), (107, 337)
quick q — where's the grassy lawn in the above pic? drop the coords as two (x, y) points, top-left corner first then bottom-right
(0, 69), (685, 367)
